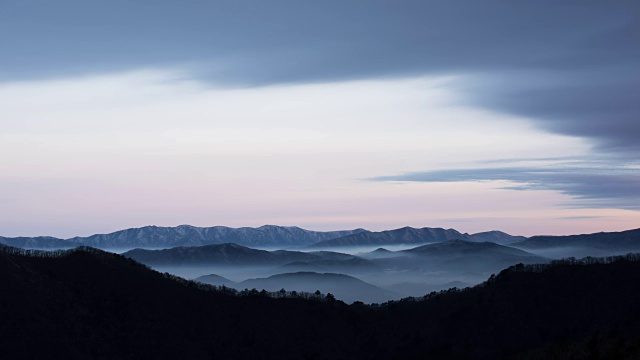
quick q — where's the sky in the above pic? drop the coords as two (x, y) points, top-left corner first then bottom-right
(1, 0), (639, 238)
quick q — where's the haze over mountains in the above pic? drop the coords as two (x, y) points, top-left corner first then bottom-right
(124, 240), (546, 301)
(196, 272), (395, 304)
(514, 228), (640, 252)
(123, 243), (356, 267)
(3, 224), (640, 302)
(122, 240), (544, 274)
(395, 240), (544, 271)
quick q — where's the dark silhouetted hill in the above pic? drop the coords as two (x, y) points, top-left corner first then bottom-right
(2, 246), (640, 359)
(383, 280), (469, 297)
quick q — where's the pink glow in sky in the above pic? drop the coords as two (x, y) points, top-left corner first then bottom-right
(1, 71), (638, 238)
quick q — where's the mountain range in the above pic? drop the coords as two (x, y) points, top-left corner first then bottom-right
(514, 228), (640, 250)
(308, 227), (525, 248)
(0, 225), (366, 249)
(2, 225), (639, 255)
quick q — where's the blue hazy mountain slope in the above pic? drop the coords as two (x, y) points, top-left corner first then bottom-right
(309, 226), (526, 248)
(239, 272), (395, 304)
(0, 236), (73, 249)
(123, 243), (321, 266)
(513, 228), (640, 250)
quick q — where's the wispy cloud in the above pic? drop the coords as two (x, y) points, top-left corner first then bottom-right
(373, 161), (640, 210)
(556, 216), (608, 220)
(453, 68), (640, 153)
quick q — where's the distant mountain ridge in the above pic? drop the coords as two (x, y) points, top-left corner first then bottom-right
(469, 230), (526, 243)
(0, 225), (367, 249)
(309, 227), (525, 248)
(513, 228), (640, 250)
(0, 236), (72, 249)
(4, 225), (640, 252)
(123, 243), (358, 267)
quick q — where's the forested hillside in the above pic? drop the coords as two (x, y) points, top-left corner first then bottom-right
(1, 246), (640, 359)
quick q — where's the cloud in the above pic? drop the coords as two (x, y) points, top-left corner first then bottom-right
(373, 162), (640, 210)
(3, 1), (637, 155)
(2, 1), (636, 83)
(2, 0), (640, 233)
(452, 67), (640, 153)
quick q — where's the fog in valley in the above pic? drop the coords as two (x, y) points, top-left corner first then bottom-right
(126, 240), (640, 303)
(4, 226), (640, 304)
(121, 240), (549, 303)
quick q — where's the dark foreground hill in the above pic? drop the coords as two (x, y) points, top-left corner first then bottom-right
(1, 246), (640, 359)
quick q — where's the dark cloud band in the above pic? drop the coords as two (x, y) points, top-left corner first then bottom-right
(2, 0), (638, 157)
(373, 164), (640, 210)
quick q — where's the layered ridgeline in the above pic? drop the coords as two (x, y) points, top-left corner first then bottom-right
(189, 241), (545, 303)
(362, 240), (546, 289)
(0, 225), (366, 249)
(0, 225), (525, 250)
(514, 228), (640, 250)
(0, 236), (72, 249)
(309, 226), (526, 248)
(3, 225), (640, 252)
(124, 240), (546, 300)
(393, 239), (544, 271)
(123, 243), (362, 267)
(196, 272), (394, 304)
(2, 245), (640, 359)
(511, 228), (640, 258)
(123, 240), (541, 272)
